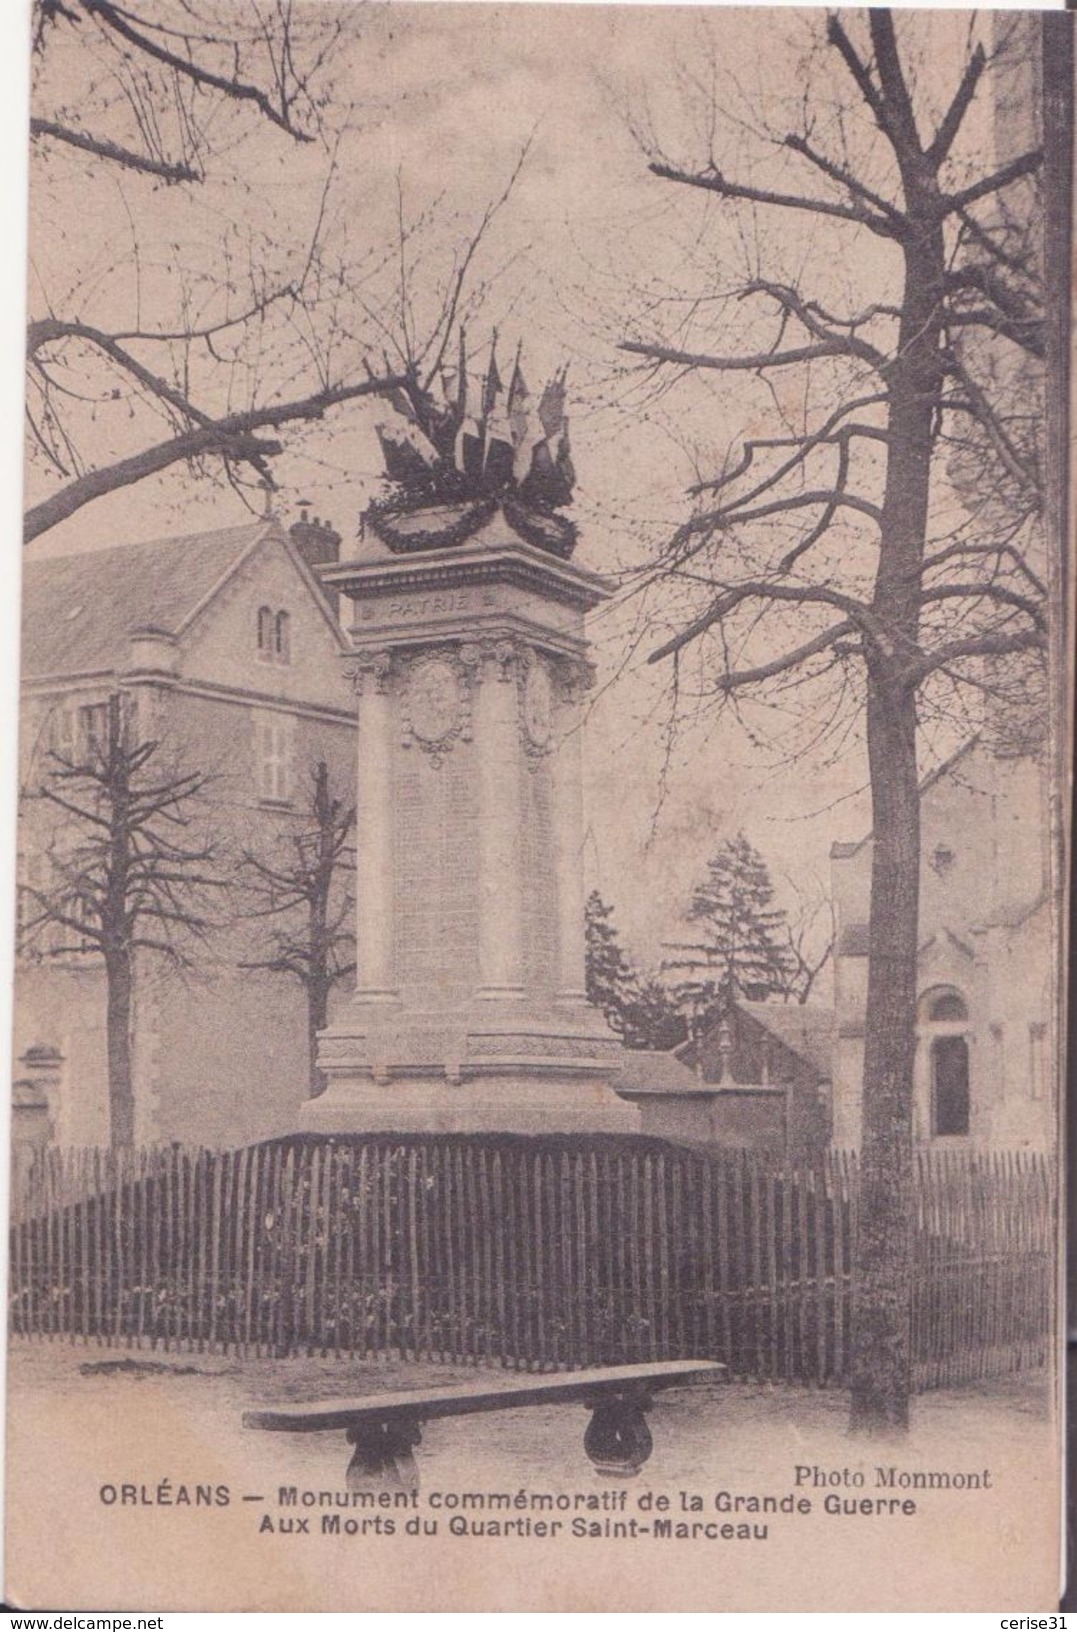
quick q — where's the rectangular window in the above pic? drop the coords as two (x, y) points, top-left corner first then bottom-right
(932, 1035), (970, 1136)
(1029, 1022), (1047, 1100)
(15, 851), (45, 952)
(78, 702), (109, 757)
(48, 704), (76, 760)
(254, 711), (294, 803)
(70, 889), (99, 955)
(15, 853), (96, 959)
(48, 700), (109, 761)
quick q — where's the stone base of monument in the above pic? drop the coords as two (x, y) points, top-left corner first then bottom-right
(299, 1000), (640, 1135)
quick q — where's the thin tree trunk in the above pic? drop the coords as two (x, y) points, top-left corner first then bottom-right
(308, 976), (329, 1098)
(308, 765), (332, 1098)
(104, 693), (135, 1149)
(105, 949), (135, 1148)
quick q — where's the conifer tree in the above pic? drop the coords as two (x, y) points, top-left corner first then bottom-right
(584, 890), (636, 1033)
(585, 891), (686, 1050)
(664, 833), (796, 1015)
(620, 976), (687, 1052)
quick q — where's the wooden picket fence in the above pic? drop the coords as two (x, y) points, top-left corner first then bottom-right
(7, 1137), (1055, 1391)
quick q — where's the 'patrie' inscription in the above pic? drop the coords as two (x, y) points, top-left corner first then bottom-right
(359, 590), (495, 622)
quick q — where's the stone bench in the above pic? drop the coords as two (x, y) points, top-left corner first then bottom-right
(243, 1359), (724, 1489)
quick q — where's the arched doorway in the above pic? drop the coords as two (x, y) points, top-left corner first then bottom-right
(920, 989), (970, 1138)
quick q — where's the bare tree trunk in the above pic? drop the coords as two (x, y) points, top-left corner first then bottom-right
(850, 111), (943, 1426)
(105, 948), (135, 1148)
(308, 759), (333, 1098)
(104, 694), (135, 1149)
(851, 675), (920, 1429)
(308, 974), (330, 1098)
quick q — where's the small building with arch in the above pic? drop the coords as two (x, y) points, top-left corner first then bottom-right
(829, 734), (1054, 1150)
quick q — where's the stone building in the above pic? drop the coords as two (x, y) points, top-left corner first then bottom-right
(670, 1002), (834, 1153)
(15, 513), (356, 1148)
(614, 1001), (832, 1154)
(829, 732), (1054, 1150)
(622, 725), (1052, 1157)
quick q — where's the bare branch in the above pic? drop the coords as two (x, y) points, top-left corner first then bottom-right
(941, 149), (1043, 215)
(826, 15), (892, 140)
(657, 620), (857, 689)
(688, 394), (889, 496)
(676, 486), (882, 553)
(783, 134), (906, 230)
(648, 159), (898, 238)
(926, 42), (987, 166)
(742, 280), (890, 370)
(620, 338), (876, 374)
(920, 581), (1046, 631)
(24, 372), (406, 542)
(910, 625), (1046, 683)
(29, 117), (200, 182)
(82, 0), (317, 144)
(648, 576), (876, 663)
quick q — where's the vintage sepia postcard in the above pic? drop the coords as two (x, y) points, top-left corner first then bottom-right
(4, 0), (1071, 1613)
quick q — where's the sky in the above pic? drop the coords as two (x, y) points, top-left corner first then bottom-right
(12, 1), (1047, 973)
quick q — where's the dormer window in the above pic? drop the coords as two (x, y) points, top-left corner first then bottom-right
(257, 606), (291, 664)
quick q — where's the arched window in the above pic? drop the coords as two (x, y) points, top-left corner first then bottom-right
(274, 609), (291, 663)
(928, 991), (967, 1024)
(257, 606), (273, 659)
(920, 987), (970, 1137)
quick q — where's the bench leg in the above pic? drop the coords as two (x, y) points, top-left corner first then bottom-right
(583, 1399), (654, 1478)
(345, 1420), (422, 1493)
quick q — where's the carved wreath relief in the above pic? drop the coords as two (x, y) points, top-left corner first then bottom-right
(402, 652), (470, 765)
(522, 656), (554, 753)
(349, 640), (584, 769)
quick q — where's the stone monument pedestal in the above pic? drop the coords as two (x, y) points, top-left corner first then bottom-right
(296, 513), (638, 1136)
(306, 1000), (632, 1135)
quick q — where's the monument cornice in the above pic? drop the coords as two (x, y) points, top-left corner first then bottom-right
(347, 613), (592, 666)
(321, 538), (613, 613)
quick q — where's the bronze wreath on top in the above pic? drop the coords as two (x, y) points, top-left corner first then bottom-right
(362, 331), (579, 561)
(365, 496), (497, 554)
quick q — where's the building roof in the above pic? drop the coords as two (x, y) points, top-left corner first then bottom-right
(21, 519), (277, 679)
(616, 1050), (709, 1097)
(838, 922), (870, 957)
(734, 1001), (836, 1078)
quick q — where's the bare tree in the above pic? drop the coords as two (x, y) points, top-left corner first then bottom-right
(25, 2), (525, 541)
(618, 11), (1048, 1429)
(18, 693), (226, 1147)
(30, 0), (341, 179)
(238, 760), (355, 1098)
(776, 874), (834, 1007)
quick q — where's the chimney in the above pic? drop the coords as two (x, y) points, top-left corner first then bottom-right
(290, 501), (343, 623)
(290, 501), (342, 573)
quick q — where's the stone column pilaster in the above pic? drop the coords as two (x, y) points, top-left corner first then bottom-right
(551, 662), (591, 1005)
(348, 652), (398, 1003)
(473, 640), (525, 1001)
